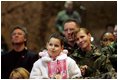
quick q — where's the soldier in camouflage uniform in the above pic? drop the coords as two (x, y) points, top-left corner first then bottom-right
(101, 26), (117, 72)
(101, 41), (117, 77)
(63, 19), (80, 56)
(71, 28), (116, 79)
(100, 32), (115, 48)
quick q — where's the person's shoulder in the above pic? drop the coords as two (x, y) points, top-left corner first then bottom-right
(27, 49), (36, 55)
(73, 48), (83, 56)
(73, 10), (79, 13)
(92, 45), (102, 56)
(67, 57), (76, 63)
(34, 58), (41, 64)
(58, 10), (66, 15)
(26, 49), (39, 58)
(32, 58), (42, 67)
(1, 50), (14, 62)
(2, 50), (13, 57)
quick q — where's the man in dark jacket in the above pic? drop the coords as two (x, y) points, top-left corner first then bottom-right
(1, 25), (39, 79)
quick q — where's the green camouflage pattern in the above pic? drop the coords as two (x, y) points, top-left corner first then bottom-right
(70, 44), (116, 79)
(56, 10), (81, 33)
(101, 41), (117, 72)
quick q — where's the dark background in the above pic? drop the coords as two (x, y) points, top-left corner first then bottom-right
(1, 1), (117, 53)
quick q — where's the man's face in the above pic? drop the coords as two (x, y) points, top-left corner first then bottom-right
(66, 3), (73, 12)
(11, 29), (26, 44)
(64, 22), (77, 42)
(101, 33), (115, 47)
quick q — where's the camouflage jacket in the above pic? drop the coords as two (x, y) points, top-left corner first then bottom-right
(64, 40), (78, 56)
(101, 41), (117, 56)
(70, 45), (115, 78)
(101, 41), (117, 72)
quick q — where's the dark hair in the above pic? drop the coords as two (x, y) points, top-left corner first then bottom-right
(100, 32), (114, 41)
(10, 25), (28, 46)
(48, 33), (64, 46)
(63, 18), (80, 28)
(105, 23), (115, 29)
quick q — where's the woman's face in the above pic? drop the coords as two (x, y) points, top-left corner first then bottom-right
(76, 30), (91, 51)
(47, 37), (63, 59)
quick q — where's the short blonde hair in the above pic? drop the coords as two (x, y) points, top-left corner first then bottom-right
(74, 28), (90, 36)
(9, 67), (29, 79)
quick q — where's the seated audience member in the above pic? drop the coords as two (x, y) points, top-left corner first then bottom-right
(71, 28), (116, 79)
(63, 19), (80, 56)
(100, 32), (115, 48)
(30, 33), (81, 79)
(1, 25), (39, 79)
(101, 25), (117, 72)
(9, 67), (29, 79)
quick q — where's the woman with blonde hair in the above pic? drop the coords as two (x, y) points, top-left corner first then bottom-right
(9, 67), (29, 79)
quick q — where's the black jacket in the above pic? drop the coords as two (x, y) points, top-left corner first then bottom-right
(1, 48), (39, 79)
